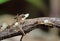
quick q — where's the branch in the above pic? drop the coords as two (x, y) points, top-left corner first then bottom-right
(0, 17), (60, 40)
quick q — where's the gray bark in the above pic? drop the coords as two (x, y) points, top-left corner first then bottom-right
(0, 17), (60, 40)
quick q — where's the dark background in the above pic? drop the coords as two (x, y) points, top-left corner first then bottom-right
(0, 0), (50, 17)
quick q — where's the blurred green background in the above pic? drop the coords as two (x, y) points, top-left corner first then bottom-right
(0, 0), (10, 4)
(0, 0), (59, 18)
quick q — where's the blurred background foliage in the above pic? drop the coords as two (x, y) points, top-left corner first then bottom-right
(26, 0), (50, 17)
(0, 0), (10, 4)
(0, 0), (59, 18)
(0, 0), (50, 18)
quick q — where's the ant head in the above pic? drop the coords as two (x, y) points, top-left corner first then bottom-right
(19, 13), (29, 18)
(14, 13), (29, 20)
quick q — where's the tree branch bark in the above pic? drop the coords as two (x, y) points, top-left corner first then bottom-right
(0, 17), (60, 40)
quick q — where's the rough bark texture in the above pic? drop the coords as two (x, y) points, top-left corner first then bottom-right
(0, 17), (60, 40)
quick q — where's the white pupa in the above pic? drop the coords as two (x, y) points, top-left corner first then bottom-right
(22, 13), (29, 20)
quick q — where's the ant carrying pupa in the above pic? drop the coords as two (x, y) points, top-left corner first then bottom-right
(0, 13), (29, 41)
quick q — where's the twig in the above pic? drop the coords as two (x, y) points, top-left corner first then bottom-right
(0, 17), (60, 40)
